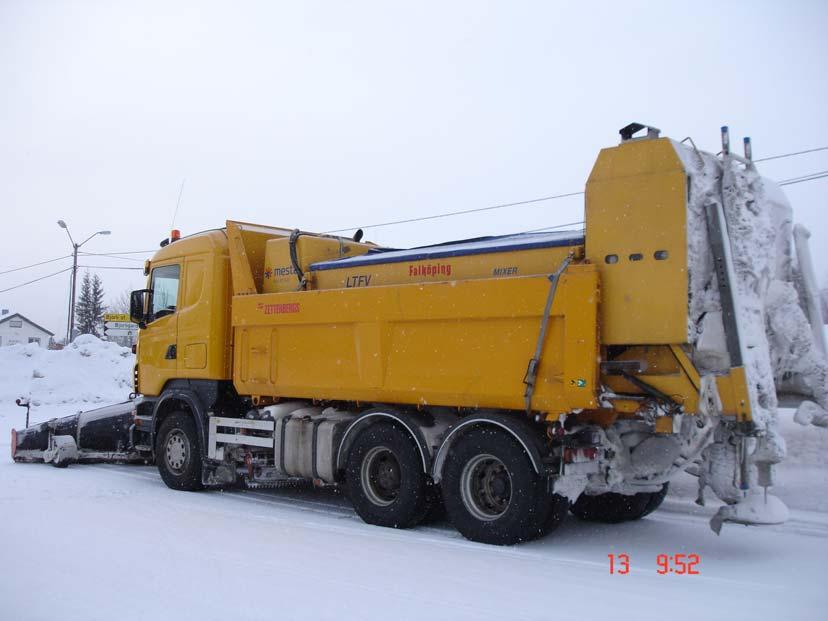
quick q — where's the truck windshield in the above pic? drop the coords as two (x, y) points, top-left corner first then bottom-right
(151, 264), (180, 320)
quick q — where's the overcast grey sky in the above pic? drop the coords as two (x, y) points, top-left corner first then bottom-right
(1, 0), (827, 337)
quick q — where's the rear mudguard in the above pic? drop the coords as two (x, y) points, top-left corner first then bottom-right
(11, 398), (149, 465)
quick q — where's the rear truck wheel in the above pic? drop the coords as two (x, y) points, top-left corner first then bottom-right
(345, 422), (431, 529)
(571, 483), (670, 523)
(570, 486), (668, 523)
(537, 485), (570, 535)
(441, 427), (567, 545)
(640, 482), (669, 518)
(420, 486), (447, 525)
(156, 412), (204, 491)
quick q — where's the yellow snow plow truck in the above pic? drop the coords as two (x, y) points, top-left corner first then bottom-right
(13, 123), (828, 544)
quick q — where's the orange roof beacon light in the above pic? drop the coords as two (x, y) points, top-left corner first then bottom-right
(171, 229), (181, 242)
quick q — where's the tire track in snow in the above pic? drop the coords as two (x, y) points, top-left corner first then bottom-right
(84, 464), (791, 592)
(656, 498), (828, 539)
(92, 463), (828, 540)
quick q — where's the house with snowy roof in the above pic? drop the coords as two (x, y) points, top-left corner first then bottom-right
(0, 309), (54, 348)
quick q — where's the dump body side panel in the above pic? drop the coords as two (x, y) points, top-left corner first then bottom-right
(232, 264), (599, 415)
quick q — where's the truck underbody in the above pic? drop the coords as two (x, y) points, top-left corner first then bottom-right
(11, 379), (671, 544)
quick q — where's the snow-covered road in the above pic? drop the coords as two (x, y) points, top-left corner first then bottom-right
(2, 405), (827, 621)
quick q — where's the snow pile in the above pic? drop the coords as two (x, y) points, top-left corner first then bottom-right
(0, 335), (134, 406)
(671, 141), (828, 525)
(678, 145), (778, 427)
(821, 269), (828, 321)
(676, 142), (828, 429)
(822, 287), (828, 323)
(767, 280), (828, 417)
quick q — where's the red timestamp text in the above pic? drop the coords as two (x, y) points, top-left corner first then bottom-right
(608, 553), (701, 575)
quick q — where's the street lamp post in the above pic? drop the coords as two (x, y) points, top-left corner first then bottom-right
(57, 221), (111, 343)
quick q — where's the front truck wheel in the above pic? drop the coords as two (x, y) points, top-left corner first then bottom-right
(346, 422), (431, 529)
(571, 483), (669, 523)
(442, 427), (567, 545)
(156, 412), (204, 491)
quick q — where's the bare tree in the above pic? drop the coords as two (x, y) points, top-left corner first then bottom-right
(107, 289), (132, 315)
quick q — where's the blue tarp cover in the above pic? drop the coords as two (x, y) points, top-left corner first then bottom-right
(309, 230), (584, 271)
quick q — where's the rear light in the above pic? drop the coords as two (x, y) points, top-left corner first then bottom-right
(11, 429), (17, 460)
(564, 447), (600, 464)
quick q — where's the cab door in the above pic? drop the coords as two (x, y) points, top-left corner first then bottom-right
(138, 263), (181, 396)
(177, 255), (208, 375)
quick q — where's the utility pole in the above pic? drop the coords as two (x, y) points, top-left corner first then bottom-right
(67, 242), (78, 344)
(57, 221), (111, 344)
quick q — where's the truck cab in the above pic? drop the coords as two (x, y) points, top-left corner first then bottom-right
(132, 230), (233, 396)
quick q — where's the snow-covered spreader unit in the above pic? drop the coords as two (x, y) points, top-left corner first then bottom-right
(12, 123), (828, 544)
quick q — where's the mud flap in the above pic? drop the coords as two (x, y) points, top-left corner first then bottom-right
(202, 462), (237, 486)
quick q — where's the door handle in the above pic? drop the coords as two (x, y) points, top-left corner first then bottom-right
(165, 344), (177, 360)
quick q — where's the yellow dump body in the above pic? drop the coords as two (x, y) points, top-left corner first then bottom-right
(232, 231), (599, 415)
(136, 133), (754, 424)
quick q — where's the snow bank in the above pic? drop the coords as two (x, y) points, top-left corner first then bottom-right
(0, 335), (134, 406)
(675, 142), (828, 428)
(677, 143), (777, 428)
(823, 289), (828, 324)
(670, 140), (828, 519)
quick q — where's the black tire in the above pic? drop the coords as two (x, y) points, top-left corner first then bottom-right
(571, 482), (670, 523)
(537, 488), (570, 535)
(570, 491), (650, 523)
(420, 485), (447, 525)
(639, 483), (669, 518)
(441, 427), (566, 545)
(156, 412), (204, 491)
(345, 422), (431, 529)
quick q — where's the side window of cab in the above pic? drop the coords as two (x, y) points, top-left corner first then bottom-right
(150, 264), (181, 321)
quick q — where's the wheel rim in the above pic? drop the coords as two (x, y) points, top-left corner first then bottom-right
(164, 429), (189, 474)
(460, 453), (512, 521)
(360, 445), (401, 507)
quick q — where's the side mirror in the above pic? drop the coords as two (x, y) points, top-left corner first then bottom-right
(130, 289), (152, 328)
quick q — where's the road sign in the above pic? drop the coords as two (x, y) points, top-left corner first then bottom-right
(104, 313), (131, 322)
(104, 328), (137, 338)
(104, 322), (135, 331)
